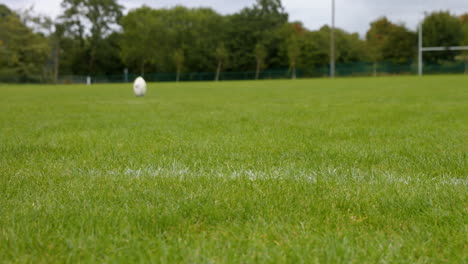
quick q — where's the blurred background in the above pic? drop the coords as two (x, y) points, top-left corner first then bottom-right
(1, 0), (467, 83)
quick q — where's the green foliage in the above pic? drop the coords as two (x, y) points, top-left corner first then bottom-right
(120, 6), (164, 75)
(254, 43), (267, 68)
(174, 48), (185, 82)
(0, 76), (466, 262)
(333, 29), (368, 63)
(174, 49), (185, 72)
(366, 17), (394, 63)
(215, 42), (228, 63)
(292, 25), (368, 76)
(60, 0), (123, 40)
(381, 25), (417, 64)
(224, 0), (288, 71)
(0, 5), (50, 82)
(96, 32), (125, 75)
(287, 35), (300, 78)
(60, 0), (123, 74)
(254, 43), (267, 79)
(121, 6), (225, 74)
(215, 42), (228, 81)
(461, 14), (468, 46)
(366, 17), (416, 65)
(298, 28), (330, 68)
(0, 4), (12, 18)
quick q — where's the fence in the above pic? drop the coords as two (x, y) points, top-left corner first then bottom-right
(1, 61), (467, 84)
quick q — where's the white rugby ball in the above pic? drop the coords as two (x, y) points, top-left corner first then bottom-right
(133, 76), (147, 97)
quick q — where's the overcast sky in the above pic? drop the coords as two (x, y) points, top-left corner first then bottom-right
(3, 0), (467, 36)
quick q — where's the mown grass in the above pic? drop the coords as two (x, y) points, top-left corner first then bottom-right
(0, 76), (467, 263)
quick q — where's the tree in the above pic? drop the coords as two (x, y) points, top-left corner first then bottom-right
(215, 43), (228, 81)
(0, 4), (11, 18)
(365, 17), (416, 75)
(254, 43), (267, 80)
(162, 6), (225, 73)
(256, 0), (286, 16)
(19, 6), (54, 35)
(422, 11), (463, 64)
(60, 0), (123, 74)
(366, 17), (394, 76)
(381, 24), (416, 65)
(120, 7), (167, 75)
(287, 35), (300, 79)
(50, 23), (65, 83)
(121, 6), (225, 74)
(174, 49), (185, 82)
(225, 0), (288, 71)
(17, 7), (60, 82)
(298, 27), (330, 73)
(0, 5), (50, 82)
(275, 22), (305, 76)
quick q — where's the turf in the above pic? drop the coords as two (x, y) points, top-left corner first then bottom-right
(0, 76), (467, 263)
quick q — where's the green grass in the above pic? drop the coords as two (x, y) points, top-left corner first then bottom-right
(0, 76), (467, 263)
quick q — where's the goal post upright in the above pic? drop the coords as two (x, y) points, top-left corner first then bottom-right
(418, 22), (423, 76)
(418, 0), (423, 76)
(330, 0), (335, 78)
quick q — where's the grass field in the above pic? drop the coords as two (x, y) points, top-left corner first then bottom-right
(0, 76), (467, 263)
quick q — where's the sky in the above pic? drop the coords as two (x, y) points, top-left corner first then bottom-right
(3, 0), (467, 36)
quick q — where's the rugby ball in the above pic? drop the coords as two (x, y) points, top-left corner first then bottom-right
(133, 76), (147, 97)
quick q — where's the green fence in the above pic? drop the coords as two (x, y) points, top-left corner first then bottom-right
(67, 61), (468, 84)
(2, 61), (467, 84)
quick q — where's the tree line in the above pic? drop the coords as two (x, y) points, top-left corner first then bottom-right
(0, 0), (467, 82)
